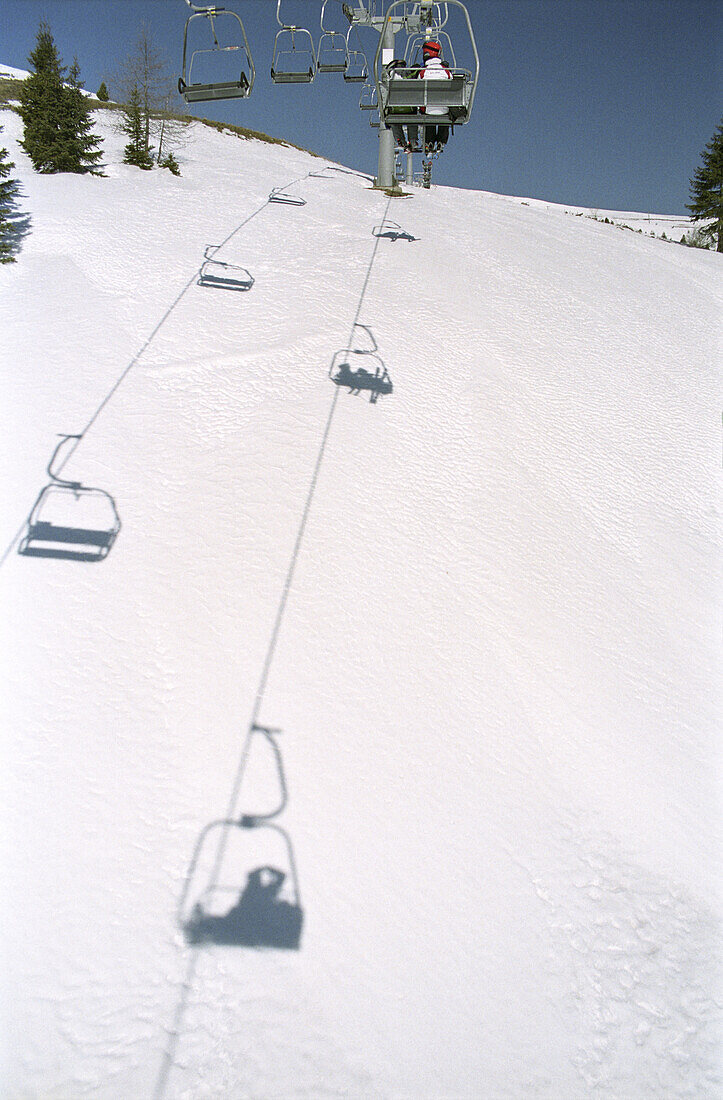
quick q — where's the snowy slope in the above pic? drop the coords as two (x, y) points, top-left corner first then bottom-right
(0, 65), (29, 80)
(0, 103), (721, 1100)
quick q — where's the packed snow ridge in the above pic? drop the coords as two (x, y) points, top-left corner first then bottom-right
(0, 101), (721, 1100)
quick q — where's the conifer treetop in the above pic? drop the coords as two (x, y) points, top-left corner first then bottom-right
(687, 120), (723, 252)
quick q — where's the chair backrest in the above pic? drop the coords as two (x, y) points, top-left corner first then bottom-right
(385, 73), (468, 109)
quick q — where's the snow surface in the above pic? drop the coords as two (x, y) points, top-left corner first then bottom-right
(0, 102), (721, 1099)
(0, 65), (29, 81)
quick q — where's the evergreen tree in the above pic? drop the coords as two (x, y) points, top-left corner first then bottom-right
(160, 151), (181, 176)
(18, 22), (103, 174)
(687, 121), (723, 252)
(0, 129), (21, 263)
(18, 21), (66, 171)
(55, 59), (104, 174)
(121, 85), (154, 169)
(96, 81), (109, 101)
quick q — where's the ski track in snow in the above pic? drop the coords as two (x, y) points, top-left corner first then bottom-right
(1, 104), (721, 1099)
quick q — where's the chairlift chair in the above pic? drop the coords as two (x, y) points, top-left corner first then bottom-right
(316, 0), (348, 73)
(373, 0), (478, 129)
(359, 81), (378, 109)
(343, 25), (368, 82)
(271, 0), (316, 83)
(19, 435), (121, 562)
(199, 245), (254, 290)
(178, 1), (255, 103)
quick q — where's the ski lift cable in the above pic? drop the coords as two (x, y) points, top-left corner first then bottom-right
(192, 193), (394, 899)
(249, 193), (394, 728)
(1, 178), (311, 572)
(0, 265), (194, 569)
(154, 191), (394, 1100)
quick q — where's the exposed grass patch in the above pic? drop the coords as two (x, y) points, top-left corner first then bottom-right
(0, 77), (24, 104)
(195, 115), (322, 157)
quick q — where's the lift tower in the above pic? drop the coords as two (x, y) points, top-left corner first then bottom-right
(347, 2), (478, 191)
(178, 2), (478, 192)
(344, 2), (412, 189)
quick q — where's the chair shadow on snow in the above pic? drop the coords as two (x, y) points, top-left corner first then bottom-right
(18, 435), (121, 562)
(197, 244), (254, 291)
(372, 220), (417, 242)
(328, 324), (393, 404)
(331, 360), (393, 403)
(178, 726), (303, 950)
(184, 859), (302, 949)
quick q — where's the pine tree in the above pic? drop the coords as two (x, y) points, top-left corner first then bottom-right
(55, 59), (104, 174)
(18, 22), (103, 174)
(160, 151), (181, 176)
(121, 85), (154, 169)
(96, 81), (109, 101)
(687, 121), (723, 252)
(18, 22), (66, 171)
(0, 129), (21, 263)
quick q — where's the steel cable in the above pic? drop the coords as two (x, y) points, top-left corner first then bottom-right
(153, 190), (394, 1100)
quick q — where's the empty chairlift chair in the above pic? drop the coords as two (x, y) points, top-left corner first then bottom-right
(316, 0), (348, 73)
(343, 25), (368, 83)
(19, 435), (121, 562)
(178, 1), (255, 103)
(271, 0), (316, 84)
(359, 80), (378, 110)
(372, 0), (479, 135)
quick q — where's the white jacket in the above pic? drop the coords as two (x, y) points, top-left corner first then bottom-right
(420, 56), (452, 116)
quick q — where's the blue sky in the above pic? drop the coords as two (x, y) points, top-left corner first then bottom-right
(1, 0), (720, 212)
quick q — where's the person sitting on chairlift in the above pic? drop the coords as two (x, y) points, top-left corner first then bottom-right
(386, 58), (420, 152)
(419, 40), (452, 152)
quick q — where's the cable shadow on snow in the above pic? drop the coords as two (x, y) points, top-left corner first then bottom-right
(154, 192), (396, 1100)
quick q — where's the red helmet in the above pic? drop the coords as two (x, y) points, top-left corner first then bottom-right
(422, 40), (441, 57)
